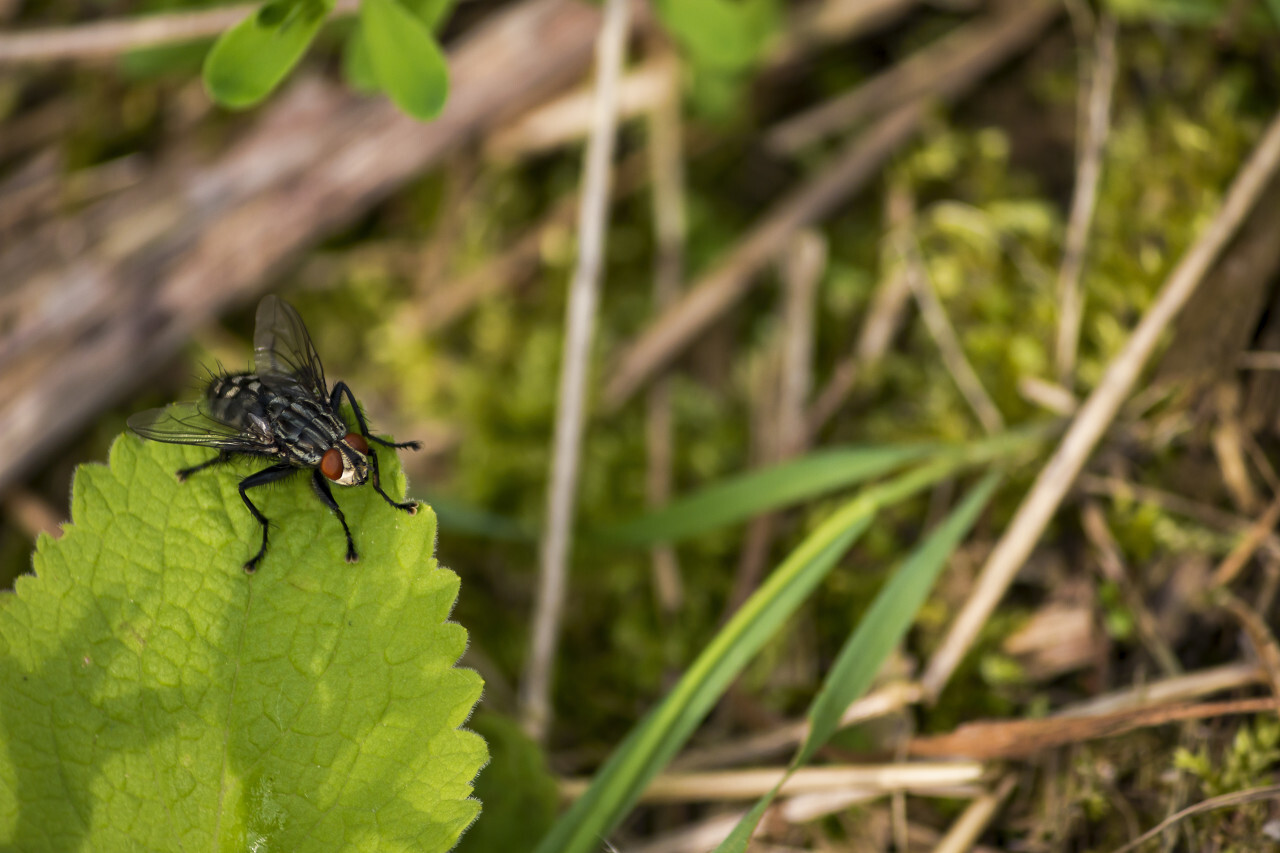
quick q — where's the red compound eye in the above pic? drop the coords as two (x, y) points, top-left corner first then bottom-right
(345, 432), (369, 454)
(320, 447), (343, 481)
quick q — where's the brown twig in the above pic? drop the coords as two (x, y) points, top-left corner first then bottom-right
(520, 0), (631, 743)
(921, 107), (1280, 700)
(0, 0), (358, 64)
(1055, 14), (1117, 384)
(909, 697), (1279, 760)
(767, 1), (1061, 155)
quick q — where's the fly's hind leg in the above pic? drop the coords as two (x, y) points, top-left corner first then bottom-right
(238, 463), (295, 573)
(330, 381), (419, 514)
(311, 470), (358, 563)
(177, 451), (235, 482)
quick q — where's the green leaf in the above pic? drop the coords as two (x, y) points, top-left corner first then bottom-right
(458, 712), (558, 853)
(598, 444), (939, 546)
(361, 0), (450, 120)
(405, 0), (456, 31)
(653, 0), (778, 71)
(0, 435), (486, 851)
(204, 1), (330, 108)
(343, 27), (381, 93)
(712, 472), (1003, 852)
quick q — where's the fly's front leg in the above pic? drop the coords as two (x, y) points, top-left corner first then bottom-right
(177, 451), (235, 482)
(330, 381), (419, 514)
(310, 470), (358, 563)
(238, 463), (295, 573)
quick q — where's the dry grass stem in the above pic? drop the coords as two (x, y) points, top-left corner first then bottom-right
(646, 54), (686, 617)
(1077, 473), (1280, 556)
(806, 267), (911, 438)
(1106, 784), (1280, 853)
(1055, 14), (1117, 383)
(768, 1), (1060, 154)
(1017, 376), (1079, 416)
(1062, 660), (1263, 717)
(921, 107), (1280, 700)
(1210, 490), (1280, 587)
(603, 101), (926, 410)
(895, 194), (1005, 435)
(1215, 592), (1280, 704)
(727, 232), (827, 610)
(929, 773), (1017, 853)
(0, 0), (358, 64)
(1080, 501), (1181, 675)
(672, 681), (922, 772)
(768, 0), (919, 65)
(488, 58), (673, 158)
(519, 0), (630, 743)
(560, 761), (987, 803)
(1239, 350), (1280, 370)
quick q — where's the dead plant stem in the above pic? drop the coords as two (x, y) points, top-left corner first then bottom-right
(519, 0), (630, 743)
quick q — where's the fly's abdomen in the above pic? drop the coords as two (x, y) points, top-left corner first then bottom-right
(206, 374), (274, 441)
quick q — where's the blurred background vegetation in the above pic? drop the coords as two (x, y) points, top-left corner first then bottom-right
(4, 0), (1280, 849)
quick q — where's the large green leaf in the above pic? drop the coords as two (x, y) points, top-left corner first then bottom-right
(204, 1), (331, 108)
(0, 435), (486, 851)
(360, 0), (450, 120)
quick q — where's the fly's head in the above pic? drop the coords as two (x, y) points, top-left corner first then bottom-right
(320, 432), (371, 486)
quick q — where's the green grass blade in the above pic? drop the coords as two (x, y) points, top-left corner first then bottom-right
(598, 424), (1049, 547)
(532, 517), (870, 853)
(534, 445), (1013, 853)
(597, 444), (938, 546)
(712, 471), (1003, 853)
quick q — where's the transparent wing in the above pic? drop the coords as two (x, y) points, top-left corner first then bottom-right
(253, 294), (328, 398)
(127, 402), (251, 450)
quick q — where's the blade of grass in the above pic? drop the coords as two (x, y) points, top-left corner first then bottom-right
(712, 471), (1002, 852)
(534, 445), (1020, 853)
(599, 444), (934, 545)
(599, 424), (1048, 546)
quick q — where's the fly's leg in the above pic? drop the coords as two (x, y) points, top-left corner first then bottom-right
(310, 470), (358, 563)
(177, 451), (235, 482)
(330, 381), (419, 514)
(238, 463), (295, 573)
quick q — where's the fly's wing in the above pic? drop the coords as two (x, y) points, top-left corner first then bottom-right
(253, 295), (328, 398)
(127, 402), (252, 450)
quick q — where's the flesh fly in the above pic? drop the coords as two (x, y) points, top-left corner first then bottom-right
(128, 295), (420, 572)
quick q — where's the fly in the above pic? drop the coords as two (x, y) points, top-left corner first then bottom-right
(128, 295), (420, 572)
